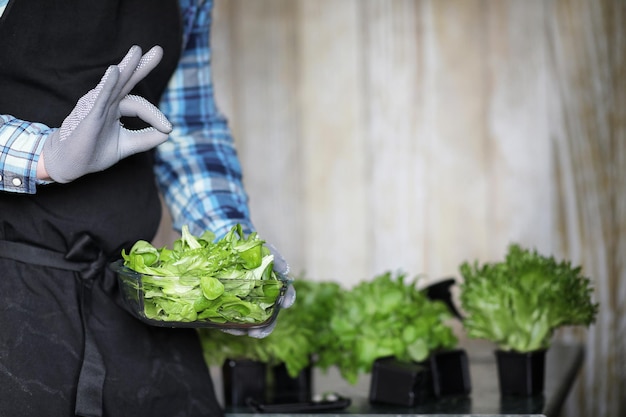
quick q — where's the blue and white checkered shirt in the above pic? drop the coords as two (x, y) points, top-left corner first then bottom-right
(0, 0), (253, 238)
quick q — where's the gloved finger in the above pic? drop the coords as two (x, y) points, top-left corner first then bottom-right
(58, 66), (120, 141)
(120, 45), (164, 98)
(118, 128), (170, 158)
(221, 328), (247, 337)
(113, 45), (144, 99)
(119, 94), (172, 132)
(280, 284), (296, 309)
(266, 242), (289, 276)
(117, 95), (171, 158)
(89, 65), (120, 111)
(117, 44), (142, 72)
(247, 320), (277, 339)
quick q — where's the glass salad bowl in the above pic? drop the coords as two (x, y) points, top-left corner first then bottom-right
(110, 260), (290, 329)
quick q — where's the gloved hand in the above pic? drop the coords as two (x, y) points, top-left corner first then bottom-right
(42, 45), (172, 183)
(225, 243), (296, 339)
(266, 242), (296, 309)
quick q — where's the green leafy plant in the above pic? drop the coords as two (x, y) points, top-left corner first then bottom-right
(265, 279), (343, 376)
(121, 224), (282, 323)
(199, 279), (343, 378)
(459, 244), (598, 352)
(318, 272), (458, 385)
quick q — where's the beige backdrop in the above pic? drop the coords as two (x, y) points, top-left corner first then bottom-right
(154, 1), (625, 416)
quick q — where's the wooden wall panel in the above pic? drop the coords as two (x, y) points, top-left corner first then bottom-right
(296, 0), (370, 283)
(360, 0), (427, 277)
(486, 1), (556, 256)
(548, 1), (625, 416)
(419, 0), (492, 279)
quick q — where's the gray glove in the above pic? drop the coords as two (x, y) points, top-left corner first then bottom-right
(43, 45), (172, 183)
(267, 242), (296, 309)
(225, 243), (296, 339)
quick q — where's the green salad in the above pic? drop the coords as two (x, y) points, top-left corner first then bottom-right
(459, 244), (598, 352)
(121, 224), (283, 324)
(319, 272), (458, 384)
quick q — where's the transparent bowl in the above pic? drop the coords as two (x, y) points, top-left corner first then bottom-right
(110, 260), (289, 329)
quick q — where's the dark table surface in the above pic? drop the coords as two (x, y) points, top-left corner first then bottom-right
(217, 340), (584, 417)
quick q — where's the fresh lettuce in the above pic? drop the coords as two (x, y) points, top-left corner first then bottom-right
(199, 279), (343, 378)
(200, 273), (457, 384)
(318, 272), (458, 385)
(121, 224), (281, 324)
(459, 244), (598, 352)
(264, 279), (343, 377)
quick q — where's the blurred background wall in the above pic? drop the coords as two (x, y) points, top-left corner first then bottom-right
(154, 0), (624, 415)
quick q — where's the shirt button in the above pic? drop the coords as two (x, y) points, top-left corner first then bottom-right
(12, 177), (22, 187)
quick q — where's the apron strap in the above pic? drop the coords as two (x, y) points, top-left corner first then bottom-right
(0, 235), (108, 417)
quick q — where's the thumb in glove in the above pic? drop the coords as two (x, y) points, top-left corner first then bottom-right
(266, 242), (295, 309)
(222, 242), (295, 339)
(42, 45), (172, 183)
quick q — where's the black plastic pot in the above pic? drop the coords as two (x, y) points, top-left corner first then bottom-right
(368, 356), (434, 406)
(495, 349), (546, 396)
(368, 349), (471, 406)
(270, 363), (313, 404)
(222, 358), (268, 406)
(429, 349), (472, 397)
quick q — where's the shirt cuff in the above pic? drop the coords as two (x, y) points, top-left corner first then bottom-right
(0, 115), (52, 194)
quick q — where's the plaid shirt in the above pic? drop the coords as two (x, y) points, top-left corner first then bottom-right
(0, 0), (252, 238)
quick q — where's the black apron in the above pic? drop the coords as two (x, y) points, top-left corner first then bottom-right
(0, 1), (222, 416)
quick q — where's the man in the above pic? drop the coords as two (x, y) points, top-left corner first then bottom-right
(0, 1), (291, 416)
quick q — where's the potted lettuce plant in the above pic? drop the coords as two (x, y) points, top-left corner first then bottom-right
(263, 279), (342, 404)
(316, 271), (462, 406)
(199, 326), (268, 406)
(198, 278), (343, 406)
(459, 244), (598, 396)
